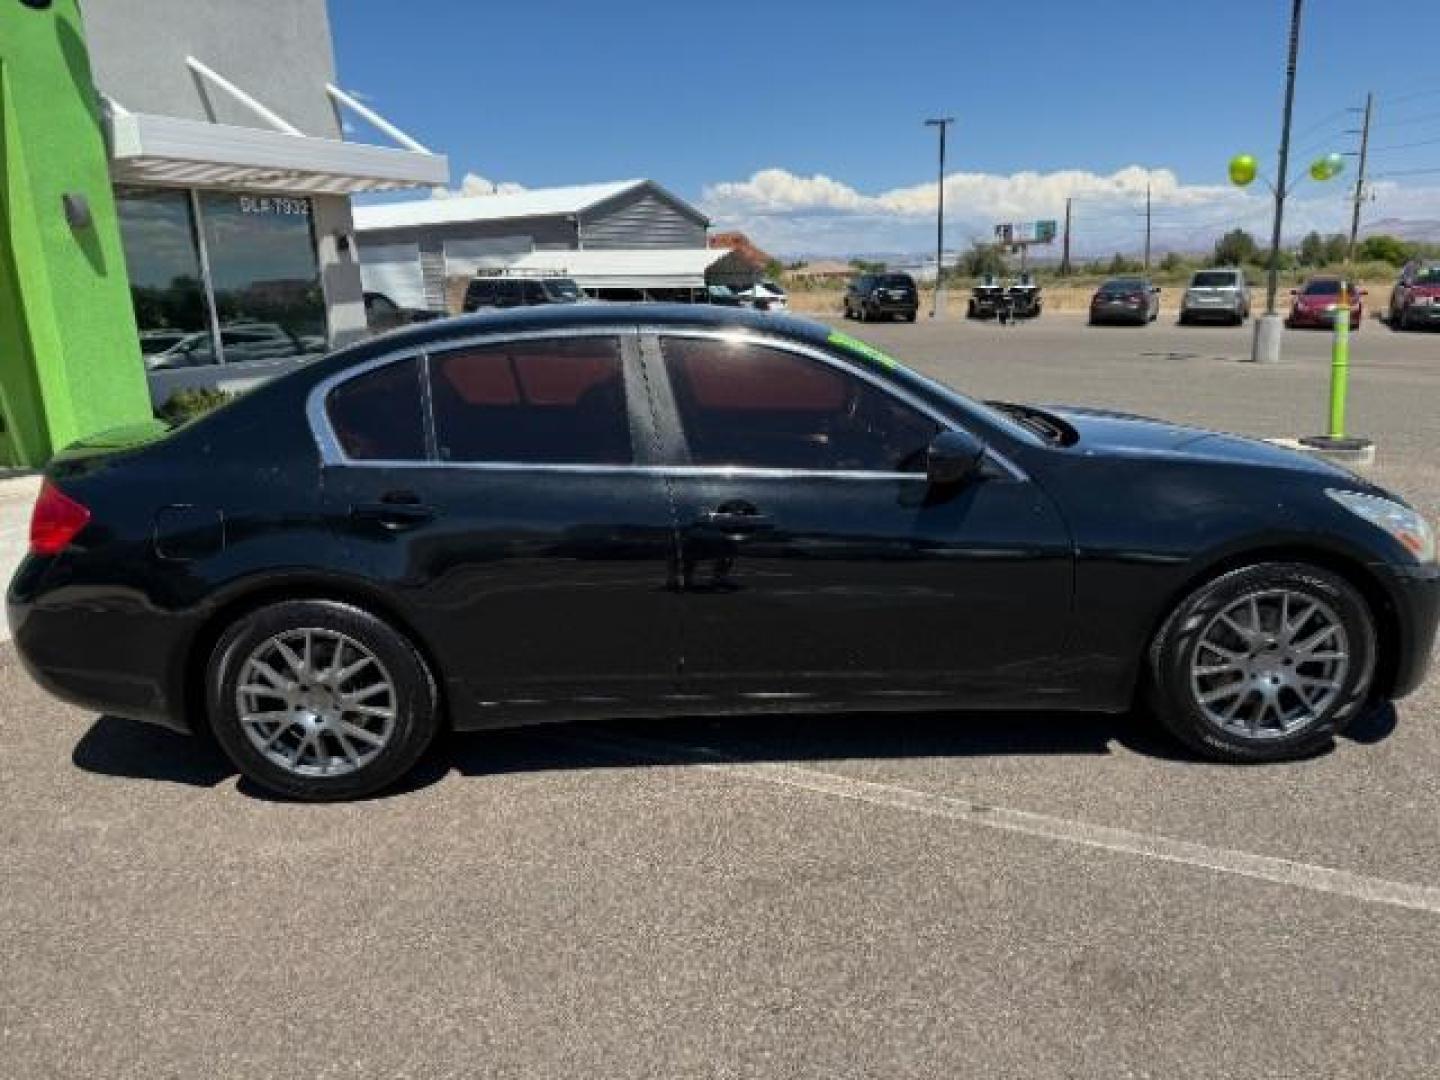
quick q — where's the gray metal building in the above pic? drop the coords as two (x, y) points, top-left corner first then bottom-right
(354, 180), (752, 310)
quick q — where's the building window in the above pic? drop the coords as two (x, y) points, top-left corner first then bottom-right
(115, 188), (214, 371)
(115, 186), (328, 372)
(198, 193), (327, 364)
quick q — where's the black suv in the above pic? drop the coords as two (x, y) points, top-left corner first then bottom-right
(462, 276), (583, 312)
(844, 272), (919, 322)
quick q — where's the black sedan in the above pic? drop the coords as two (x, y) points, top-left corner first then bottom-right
(1089, 277), (1161, 325)
(10, 306), (1438, 800)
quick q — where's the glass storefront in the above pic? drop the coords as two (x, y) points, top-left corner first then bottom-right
(116, 187), (328, 373)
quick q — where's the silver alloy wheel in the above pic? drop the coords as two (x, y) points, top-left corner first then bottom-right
(236, 628), (397, 777)
(1190, 589), (1350, 739)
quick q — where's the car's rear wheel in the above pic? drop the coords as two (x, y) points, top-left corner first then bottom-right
(1148, 562), (1376, 762)
(207, 600), (439, 800)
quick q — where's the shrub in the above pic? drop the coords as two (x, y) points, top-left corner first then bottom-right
(157, 387), (235, 426)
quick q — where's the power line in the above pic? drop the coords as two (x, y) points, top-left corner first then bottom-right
(1369, 109), (1440, 132)
(1367, 134), (1440, 153)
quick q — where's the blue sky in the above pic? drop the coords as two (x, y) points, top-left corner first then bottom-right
(332, 0), (1440, 256)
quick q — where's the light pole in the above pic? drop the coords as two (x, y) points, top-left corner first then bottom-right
(924, 117), (954, 318)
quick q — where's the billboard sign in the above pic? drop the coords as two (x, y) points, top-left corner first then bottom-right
(995, 221), (1057, 245)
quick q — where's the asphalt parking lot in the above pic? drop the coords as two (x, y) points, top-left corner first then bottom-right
(3, 313), (1439, 1078)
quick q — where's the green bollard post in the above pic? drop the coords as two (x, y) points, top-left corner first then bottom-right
(1328, 285), (1350, 438)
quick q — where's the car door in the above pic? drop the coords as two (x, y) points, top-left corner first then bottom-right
(640, 330), (1074, 708)
(316, 328), (682, 720)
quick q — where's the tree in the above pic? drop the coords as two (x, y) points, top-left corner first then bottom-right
(960, 242), (1006, 279)
(1321, 233), (1349, 265)
(1213, 228), (1259, 267)
(1159, 251), (1186, 273)
(1357, 234), (1413, 267)
(1298, 231), (1325, 267)
(849, 258), (887, 273)
(1106, 253), (1142, 274)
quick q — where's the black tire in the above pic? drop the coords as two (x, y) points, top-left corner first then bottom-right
(1178, 311), (1191, 326)
(905, 311), (917, 322)
(1146, 562), (1377, 763)
(207, 599), (440, 800)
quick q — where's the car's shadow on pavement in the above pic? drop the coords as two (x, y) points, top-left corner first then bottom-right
(70, 701), (1401, 800)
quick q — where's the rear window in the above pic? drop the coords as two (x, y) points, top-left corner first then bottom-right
(1303, 280), (1343, 296)
(878, 275), (915, 289)
(1192, 271), (1239, 287)
(428, 336), (630, 464)
(327, 358), (426, 461)
(1414, 266), (1440, 285)
(1101, 279), (1145, 294)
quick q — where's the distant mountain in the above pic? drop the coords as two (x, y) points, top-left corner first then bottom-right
(1361, 219), (1440, 244)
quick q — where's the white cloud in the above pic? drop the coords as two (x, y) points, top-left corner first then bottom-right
(430, 172), (528, 200)
(701, 165), (1440, 256)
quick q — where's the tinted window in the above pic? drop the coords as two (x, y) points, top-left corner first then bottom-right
(429, 337), (631, 464)
(661, 337), (939, 473)
(198, 193), (326, 364)
(327, 358), (426, 461)
(1302, 280), (1343, 296)
(878, 274), (915, 290)
(1192, 271), (1239, 287)
(1101, 278), (1145, 294)
(116, 187), (212, 368)
(1413, 266), (1440, 285)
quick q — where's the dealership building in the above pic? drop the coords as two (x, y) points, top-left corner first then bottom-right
(78, 0), (448, 403)
(354, 180), (753, 311)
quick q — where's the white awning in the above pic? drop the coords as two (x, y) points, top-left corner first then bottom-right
(478, 248), (733, 290)
(107, 112), (449, 194)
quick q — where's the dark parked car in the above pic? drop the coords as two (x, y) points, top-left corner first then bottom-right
(364, 291), (443, 333)
(844, 273), (919, 322)
(461, 275), (583, 312)
(1287, 277), (1363, 331)
(1089, 277), (1161, 325)
(1388, 261), (1440, 331)
(10, 306), (1437, 800)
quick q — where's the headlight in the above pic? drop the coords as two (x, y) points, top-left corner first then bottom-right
(1327, 489), (1436, 562)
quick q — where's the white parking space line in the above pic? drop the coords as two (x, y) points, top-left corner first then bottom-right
(552, 730), (1440, 917)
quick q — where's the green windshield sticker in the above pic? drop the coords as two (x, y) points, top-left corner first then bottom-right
(827, 330), (899, 369)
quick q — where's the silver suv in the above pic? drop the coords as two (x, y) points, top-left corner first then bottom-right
(1179, 268), (1251, 326)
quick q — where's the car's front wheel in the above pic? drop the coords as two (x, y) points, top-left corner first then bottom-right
(207, 600), (440, 800)
(1148, 562), (1376, 762)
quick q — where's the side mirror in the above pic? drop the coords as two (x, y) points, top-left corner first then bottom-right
(926, 429), (987, 486)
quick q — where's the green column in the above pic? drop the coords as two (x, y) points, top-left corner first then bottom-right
(0, 0), (152, 467)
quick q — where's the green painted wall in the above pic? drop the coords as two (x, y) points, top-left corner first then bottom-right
(0, 0), (151, 467)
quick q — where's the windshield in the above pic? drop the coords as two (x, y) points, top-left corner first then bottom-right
(1414, 266), (1440, 285)
(1303, 280), (1343, 296)
(878, 275), (914, 289)
(1192, 271), (1239, 287)
(140, 333), (188, 355)
(544, 279), (583, 301)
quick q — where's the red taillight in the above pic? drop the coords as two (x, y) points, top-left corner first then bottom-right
(30, 480), (91, 556)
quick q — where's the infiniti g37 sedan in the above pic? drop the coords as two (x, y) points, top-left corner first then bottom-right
(9, 306), (1438, 800)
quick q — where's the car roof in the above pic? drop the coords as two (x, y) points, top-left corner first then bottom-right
(318, 303), (836, 372)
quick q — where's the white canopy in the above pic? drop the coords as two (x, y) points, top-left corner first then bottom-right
(108, 112), (449, 194)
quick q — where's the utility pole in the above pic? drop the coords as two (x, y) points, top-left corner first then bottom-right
(1251, 0), (1305, 364)
(1144, 183), (1152, 271)
(1346, 91), (1373, 261)
(1061, 197), (1073, 275)
(924, 117), (955, 318)
(1265, 0), (1303, 317)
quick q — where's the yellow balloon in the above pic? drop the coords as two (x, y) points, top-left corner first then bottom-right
(1229, 154), (1258, 187)
(1309, 152), (1345, 182)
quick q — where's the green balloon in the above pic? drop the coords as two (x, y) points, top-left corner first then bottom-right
(1309, 152), (1345, 182)
(1229, 154), (1258, 187)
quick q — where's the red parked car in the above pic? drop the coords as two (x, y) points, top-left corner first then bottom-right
(1389, 262), (1440, 331)
(1287, 276), (1364, 331)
